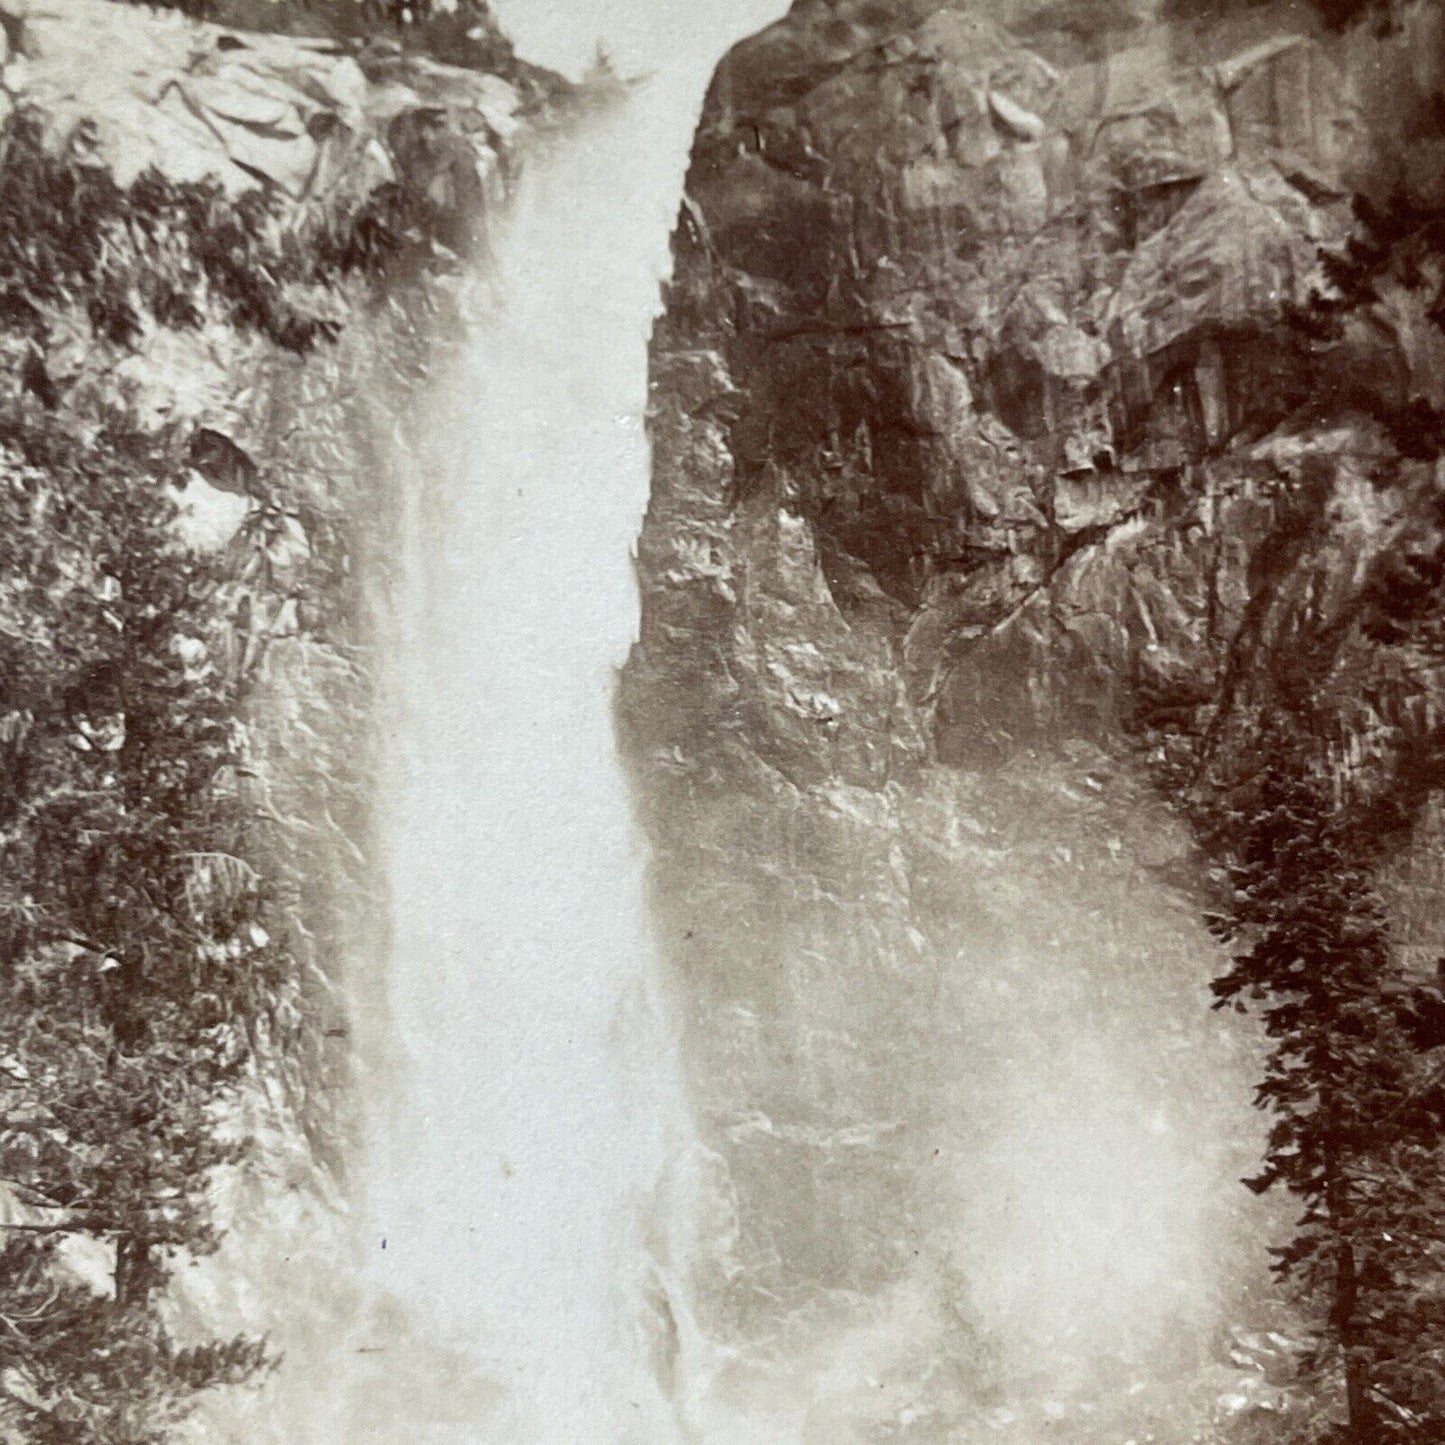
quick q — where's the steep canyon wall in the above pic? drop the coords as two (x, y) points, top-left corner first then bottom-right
(0, 4), (570, 1437)
(619, 2), (1445, 1440)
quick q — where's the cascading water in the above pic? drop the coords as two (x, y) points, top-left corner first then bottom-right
(364, 6), (785, 1439)
(350, 7), (1276, 1444)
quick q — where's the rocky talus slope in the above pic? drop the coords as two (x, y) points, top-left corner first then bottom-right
(620, 1), (1445, 1440)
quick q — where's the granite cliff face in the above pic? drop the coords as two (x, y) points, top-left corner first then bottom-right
(0, 5), (565, 1438)
(620, 1), (1445, 1439)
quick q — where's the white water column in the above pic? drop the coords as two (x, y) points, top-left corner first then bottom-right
(367, 6), (785, 1441)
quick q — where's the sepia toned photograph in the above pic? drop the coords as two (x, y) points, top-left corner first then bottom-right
(0, 0), (1440, 1440)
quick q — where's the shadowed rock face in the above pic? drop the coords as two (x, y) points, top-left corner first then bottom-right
(620, 0), (1445, 1438)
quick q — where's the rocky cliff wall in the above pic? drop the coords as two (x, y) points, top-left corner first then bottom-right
(0, 0), (546, 1149)
(620, 1), (1445, 1439)
(0, 4), (566, 1438)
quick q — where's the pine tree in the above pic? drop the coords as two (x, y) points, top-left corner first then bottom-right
(1210, 739), (1445, 1441)
(0, 414), (283, 1441)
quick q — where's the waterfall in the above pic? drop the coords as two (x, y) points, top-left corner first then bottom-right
(364, 7), (785, 1440)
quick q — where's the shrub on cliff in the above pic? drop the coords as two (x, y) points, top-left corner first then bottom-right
(0, 107), (466, 358)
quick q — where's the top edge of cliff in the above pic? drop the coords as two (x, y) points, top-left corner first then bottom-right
(702, 0), (1433, 134)
(0, 0), (600, 214)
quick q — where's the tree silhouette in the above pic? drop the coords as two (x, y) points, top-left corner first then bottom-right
(1207, 728), (1445, 1441)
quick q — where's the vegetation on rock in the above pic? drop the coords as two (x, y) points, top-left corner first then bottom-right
(0, 11), (518, 1434)
(0, 348), (282, 1441)
(1204, 746), (1445, 1440)
(1138, 197), (1445, 1442)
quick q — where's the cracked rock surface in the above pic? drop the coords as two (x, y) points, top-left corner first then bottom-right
(9, 0), (530, 203)
(620, 1), (1445, 1438)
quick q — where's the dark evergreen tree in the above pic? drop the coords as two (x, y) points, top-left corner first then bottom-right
(0, 413), (283, 1441)
(1210, 736), (1445, 1441)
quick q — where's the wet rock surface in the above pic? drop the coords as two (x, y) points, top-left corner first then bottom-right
(621, 0), (1445, 1437)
